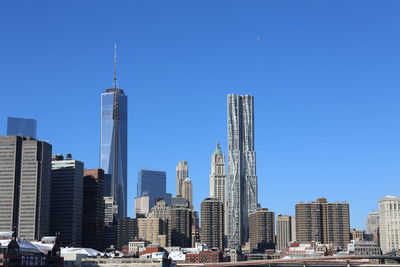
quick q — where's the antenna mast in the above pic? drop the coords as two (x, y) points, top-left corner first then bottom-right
(113, 43), (117, 88)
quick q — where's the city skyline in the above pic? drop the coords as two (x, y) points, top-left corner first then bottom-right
(1, 1), (400, 229)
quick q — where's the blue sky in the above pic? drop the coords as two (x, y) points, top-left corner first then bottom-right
(1, 0), (400, 229)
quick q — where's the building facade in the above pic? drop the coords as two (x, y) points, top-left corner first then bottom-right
(295, 197), (350, 249)
(170, 206), (192, 247)
(135, 195), (150, 218)
(137, 217), (168, 247)
(137, 170), (167, 209)
(200, 198), (224, 250)
(7, 117), (37, 139)
(0, 136), (52, 241)
(226, 94), (258, 248)
(100, 78), (128, 220)
(50, 154), (84, 247)
(116, 218), (138, 251)
(82, 169), (105, 251)
(209, 143), (226, 203)
(182, 178), (193, 208)
(249, 208), (275, 253)
(176, 161), (188, 197)
(379, 196), (400, 254)
(276, 215), (296, 250)
(366, 211), (380, 243)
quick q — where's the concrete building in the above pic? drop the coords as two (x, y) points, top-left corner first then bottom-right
(116, 218), (138, 251)
(182, 178), (193, 208)
(379, 196), (400, 254)
(100, 57), (128, 220)
(7, 117), (37, 139)
(249, 208), (275, 253)
(137, 218), (168, 247)
(209, 143), (226, 203)
(351, 228), (365, 241)
(276, 215), (296, 250)
(170, 206), (192, 247)
(295, 197), (350, 249)
(347, 240), (381, 255)
(82, 169), (105, 251)
(149, 199), (171, 220)
(50, 154), (84, 247)
(200, 198), (224, 250)
(135, 195), (150, 218)
(104, 197), (116, 226)
(226, 94), (258, 248)
(137, 170), (167, 209)
(0, 136), (52, 241)
(366, 211), (380, 243)
(176, 160), (188, 197)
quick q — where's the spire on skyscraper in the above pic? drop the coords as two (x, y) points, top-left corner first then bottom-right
(113, 43), (118, 88)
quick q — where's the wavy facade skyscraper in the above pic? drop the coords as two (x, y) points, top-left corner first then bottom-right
(100, 48), (128, 219)
(226, 94), (258, 249)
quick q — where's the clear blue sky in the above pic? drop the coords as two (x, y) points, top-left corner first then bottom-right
(1, 0), (400, 229)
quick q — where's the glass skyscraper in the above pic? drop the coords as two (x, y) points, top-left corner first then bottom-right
(100, 87), (127, 219)
(137, 170), (167, 209)
(7, 117), (37, 139)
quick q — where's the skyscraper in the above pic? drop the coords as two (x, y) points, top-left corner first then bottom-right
(182, 178), (193, 208)
(200, 198), (224, 250)
(295, 197), (350, 249)
(100, 47), (128, 219)
(276, 215), (296, 250)
(249, 208), (275, 253)
(176, 160), (188, 197)
(209, 142), (226, 203)
(170, 206), (192, 247)
(7, 117), (37, 139)
(137, 170), (167, 209)
(0, 136), (51, 241)
(82, 169), (105, 251)
(226, 94), (258, 248)
(366, 211), (380, 243)
(379, 196), (400, 254)
(50, 154), (84, 247)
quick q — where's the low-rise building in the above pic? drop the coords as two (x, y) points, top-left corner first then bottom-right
(185, 250), (222, 263)
(347, 240), (381, 255)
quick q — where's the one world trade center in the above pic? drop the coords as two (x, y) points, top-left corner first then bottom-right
(100, 47), (127, 219)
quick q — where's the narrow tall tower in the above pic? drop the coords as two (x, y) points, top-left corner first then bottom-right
(176, 160), (188, 197)
(226, 94), (258, 248)
(209, 142), (226, 203)
(100, 46), (128, 219)
(182, 177), (193, 208)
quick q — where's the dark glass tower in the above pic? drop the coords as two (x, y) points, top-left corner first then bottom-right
(7, 117), (37, 139)
(100, 47), (128, 219)
(137, 170), (167, 209)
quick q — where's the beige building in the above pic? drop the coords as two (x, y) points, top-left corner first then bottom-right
(176, 161), (189, 197)
(379, 195), (400, 254)
(366, 211), (380, 243)
(200, 198), (224, 250)
(137, 217), (168, 247)
(276, 215), (296, 250)
(182, 178), (193, 208)
(249, 208), (275, 253)
(295, 197), (350, 249)
(135, 195), (150, 218)
(209, 143), (226, 203)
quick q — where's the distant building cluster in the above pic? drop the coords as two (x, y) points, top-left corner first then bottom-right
(1, 60), (399, 266)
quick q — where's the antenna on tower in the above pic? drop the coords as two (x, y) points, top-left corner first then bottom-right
(113, 43), (117, 88)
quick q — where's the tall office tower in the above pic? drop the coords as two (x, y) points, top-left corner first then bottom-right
(149, 199), (171, 220)
(116, 218), (138, 251)
(100, 48), (128, 220)
(379, 196), (400, 254)
(138, 218), (168, 247)
(276, 215), (296, 250)
(182, 178), (193, 208)
(82, 169), (105, 251)
(50, 154), (84, 247)
(200, 198), (224, 250)
(7, 117), (37, 139)
(226, 94), (258, 248)
(176, 160), (188, 197)
(209, 143), (226, 203)
(170, 206), (192, 247)
(135, 195), (150, 218)
(295, 197), (350, 249)
(366, 211), (380, 243)
(137, 170), (167, 209)
(249, 208), (275, 253)
(104, 196), (116, 226)
(0, 136), (52, 241)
